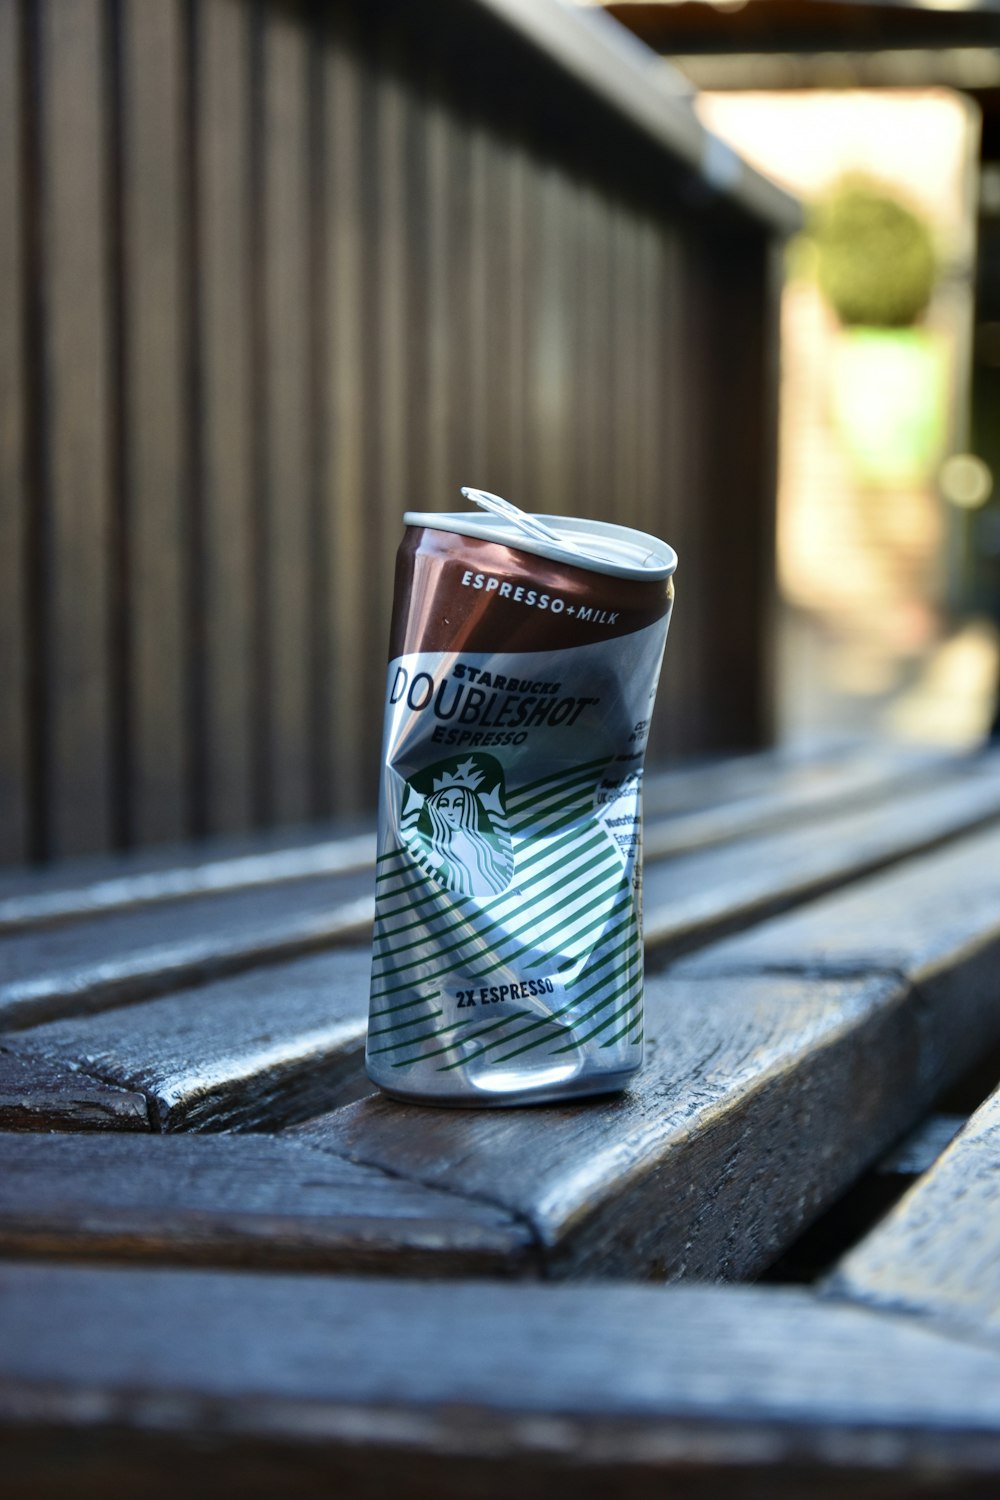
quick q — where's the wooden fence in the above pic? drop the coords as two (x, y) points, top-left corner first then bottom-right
(0, 0), (797, 866)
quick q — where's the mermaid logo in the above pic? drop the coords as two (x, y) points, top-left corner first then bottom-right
(400, 754), (513, 899)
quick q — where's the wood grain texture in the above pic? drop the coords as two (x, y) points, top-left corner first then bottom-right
(829, 1084), (1000, 1346)
(120, 0), (188, 845)
(675, 816), (1000, 1095)
(642, 744), (959, 855)
(642, 758), (1000, 957)
(3, 947), (373, 1132)
(0, 1133), (534, 1274)
(2, 751), (996, 1034)
(299, 969), (925, 1279)
(260, 9), (312, 826)
(0, 744), (961, 934)
(0, 827), (376, 933)
(320, 14), (367, 816)
(876, 1113), (966, 1178)
(0, 0), (28, 865)
(0, 1049), (147, 1132)
(195, 0), (255, 834)
(0, 743), (852, 930)
(0, 870), (374, 1031)
(40, 0), (113, 855)
(2, 1268), (1000, 1497)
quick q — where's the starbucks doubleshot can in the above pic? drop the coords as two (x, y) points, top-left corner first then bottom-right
(367, 490), (677, 1105)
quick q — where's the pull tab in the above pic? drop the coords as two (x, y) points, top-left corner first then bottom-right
(460, 487), (568, 551)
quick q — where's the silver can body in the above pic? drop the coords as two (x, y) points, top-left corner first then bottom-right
(366, 513), (675, 1105)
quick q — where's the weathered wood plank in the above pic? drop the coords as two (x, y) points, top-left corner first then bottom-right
(299, 969), (924, 1279)
(829, 1084), (1000, 1347)
(675, 817), (1000, 1095)
(39, 0), (113, 855)
(0, 827), (375, 934)
(120, 0), (189, 845)
(295, 807), (1000, 1278)
(876, 1113), (966, 1178)
(0, 745), (967, 935)
(0, 0), (28, 866)
(642, 758), (1000, 956)
(0, 870), (373, 1032)
(196, 0), (255, 834)
(642, 743), (960, 854)
(3, 1268), (1000, 1497)
(0, 1134), (534, 1274)
(3, 948), (373, 1132)
(0, 1049), (147, 1133)
(3, 754), (999, 1038)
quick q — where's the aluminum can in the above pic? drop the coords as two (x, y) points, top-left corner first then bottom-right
(367, 503), (677, 1105)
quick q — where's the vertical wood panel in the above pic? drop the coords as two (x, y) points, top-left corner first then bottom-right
(0, 0), (28, 862)
(402, 74), (431, 523)
(196, 0), (254, 834)
(357, 39), (409, 797)
(637, 217), (662, 545)
(424, 88), (450, 512)
(40, 0), (113, 855)
(505, 139), (529, 507)
(0, 3), (783, 863)
(120, 0), (188, 845)
(261, 10), (311, 824)
(320, 17), (366, 815)
(480, 132), (514, 500)
(530, 163), (564, 515)
(466, 121), (490, 484)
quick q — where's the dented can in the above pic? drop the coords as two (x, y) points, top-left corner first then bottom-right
(367, 495), (677, 1105)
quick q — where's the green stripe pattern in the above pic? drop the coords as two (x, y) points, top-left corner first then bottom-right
(369, 757), (643, 1072)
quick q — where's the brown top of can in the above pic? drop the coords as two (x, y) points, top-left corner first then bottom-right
(389, 525), (674, 660)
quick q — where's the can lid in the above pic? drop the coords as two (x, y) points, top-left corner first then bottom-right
(404, 489), (678, 582)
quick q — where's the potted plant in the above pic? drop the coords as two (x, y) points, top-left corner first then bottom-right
(812, 175), (947, 487)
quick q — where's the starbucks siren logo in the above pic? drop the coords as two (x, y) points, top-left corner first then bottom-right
(400, 754), (513, 899)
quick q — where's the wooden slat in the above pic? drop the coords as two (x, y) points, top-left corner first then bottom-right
(0, 827), (375, 933)
(0, 1050), (147, 1133)
(299, 969), (922, 1279)
(0, 1134), (533, 1274)
(260, 9), (311, 825)
(0, 0), (28, 865)
(0, 870), (373, 1032)
(3, 752), (999, 1036)
(829, 1084), (1000, 1346)
(642, 743), (957, 854)
(321, 15), (368, 816)
(294, 811), (1000, 1278)
(0, 744), (958, 934)
(120, 0), (189, 844)
(876, 1113), (966, 1178)
(375, 39), (410, 685)
(641, 759), (1000, 956)
(3, 1268), (1000, 1496)
(40, 0), (113, 855)
(423, 84), (452, 509)
(196, 0), (255, 834)
(2, 948), (373, 1133)
(675, 817), (1000, 1094)
(466, 119), (491, 479)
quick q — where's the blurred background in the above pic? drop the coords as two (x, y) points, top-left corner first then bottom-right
(595, 0), (1000, 751)
(1, 0), (998, 870)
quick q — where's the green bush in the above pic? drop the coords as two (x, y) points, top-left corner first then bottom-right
(812, 177), (937, 328)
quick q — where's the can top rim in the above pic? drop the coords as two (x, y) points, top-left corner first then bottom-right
(403, 511), (678, 582)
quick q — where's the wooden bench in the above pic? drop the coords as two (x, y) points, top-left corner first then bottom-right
(3, 742), (1000, 1497)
